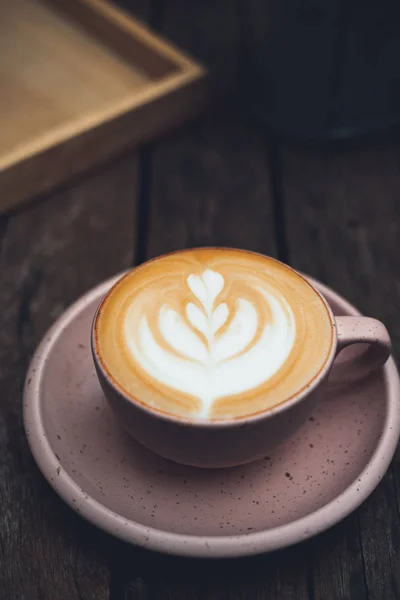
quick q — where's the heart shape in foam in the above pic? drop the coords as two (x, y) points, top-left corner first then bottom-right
(186, 269), (229, 340)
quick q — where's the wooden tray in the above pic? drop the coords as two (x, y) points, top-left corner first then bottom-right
(0, 0), (207, 212)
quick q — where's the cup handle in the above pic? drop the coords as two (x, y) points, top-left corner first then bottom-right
(330, 316), (391, 383)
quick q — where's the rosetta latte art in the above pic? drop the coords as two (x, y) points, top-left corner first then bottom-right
(95, 249), (334, 420)
(124, 269), (296, 417)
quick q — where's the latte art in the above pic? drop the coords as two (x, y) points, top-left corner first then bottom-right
(125, 268), (296, 417)
(95, 249), (334, 420)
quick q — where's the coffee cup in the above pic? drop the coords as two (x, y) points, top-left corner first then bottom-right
(91, 248), (391, 468)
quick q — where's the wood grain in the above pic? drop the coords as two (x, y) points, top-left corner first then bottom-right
(147, 115), (277, 258)
(282, 142), (400, 600)
(0, 0), (206, 212)
(0, 151), (138, 599)
(0, 0), (149, 153)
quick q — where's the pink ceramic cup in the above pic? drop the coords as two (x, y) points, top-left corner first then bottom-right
(91, 272), (391, 469)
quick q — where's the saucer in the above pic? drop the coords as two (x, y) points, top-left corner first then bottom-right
(24, 274), (400, 558)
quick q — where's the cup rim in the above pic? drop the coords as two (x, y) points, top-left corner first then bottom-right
(91, 248), (338, 429)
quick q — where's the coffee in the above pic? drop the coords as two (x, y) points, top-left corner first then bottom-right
(94, 249), (334, 421)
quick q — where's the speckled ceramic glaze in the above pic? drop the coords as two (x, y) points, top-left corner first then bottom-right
(23, 274), (400, 558)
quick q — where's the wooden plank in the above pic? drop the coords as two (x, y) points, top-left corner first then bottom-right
(115, 2), (310, 598)
(304, 518), (368, 599)
(0, 151), (139, 599)
(282, 142), (400, 600)
(147, 116), (278, 258)
(116, 546), (310, 600)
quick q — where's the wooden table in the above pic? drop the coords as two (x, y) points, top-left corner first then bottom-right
(1, 1), (400, 598)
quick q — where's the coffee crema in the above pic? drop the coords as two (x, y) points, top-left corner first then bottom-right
(94, 249), (334, 421)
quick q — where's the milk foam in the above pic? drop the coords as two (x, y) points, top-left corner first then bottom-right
(96, 248), (334, 421)
(124, 268), (296, 418)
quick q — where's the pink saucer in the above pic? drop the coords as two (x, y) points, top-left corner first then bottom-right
(23, 274), (400, 558)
